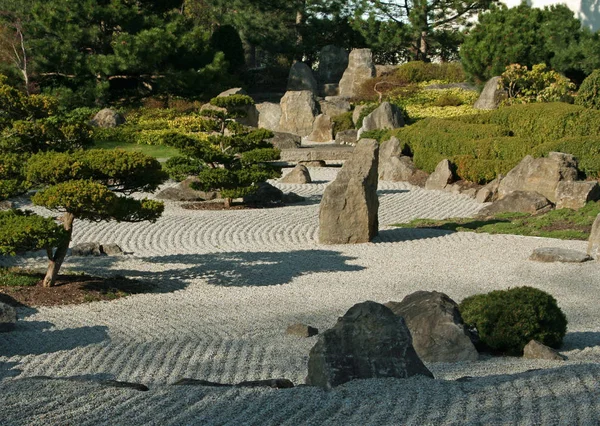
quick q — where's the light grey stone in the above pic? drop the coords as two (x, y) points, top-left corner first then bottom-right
(385, 291), (479, 363)
(280, 164), (312, 184)
(339, 49), (376, 98)
(588, 214), (600, 259)
(357, 102), (405, 138)
(425, 159), (454, 191)
(498, 153), (578, 203)
(256, 102), (282, 132)
(278, 91), (318, 137)
(473, 77), (507, 110)
(90, 108), (125, 128)
(478, 191), (553, 216)
(335, 129), (358, 146)
(286, 323), (319, 338)
(267, 132), (301, 150)
(555, 181), (600, 210)
(308, 114), (334, 142)
(319, 97), (351, 118)
(476, 176), (502, 203)
(306, 301), (433, 389)
(352, 105), (368, 126)
(71, 242), (102, 256)
(523, 340), (566, 360)
(530, 247), (591, 263)
(101, 243), (124, 256)
(319, 139), (379, 244)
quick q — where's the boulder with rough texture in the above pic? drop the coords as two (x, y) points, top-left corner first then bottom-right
(478, 191), (553, 216)
(278, 91), (318, 137)
(473, 77), (507, 110)
(335, 129), (358, 146)
(523, 340), (566, 360)
(338, 49), (376, 98)
(319, 83), (339, 97)
(267, 132), (301, 150)
(555, 181), (600, 210)
(287, 62), (318, 93)
(243, 182), (284, 204)
(71, 242), (102, 256)
(91, 108), (125, 128)
(0, 302), (17, 332)
(497, 153), (578, 203)
(300, 160), (327, 167)
(357, 102), (405, 138)
(101, 243), (124, 256)
(218, 87), (246, 97)
(0, 200), (12, 210)
(319, 97), (351, 118)
(378, 137), (419, 182)
(317, 45), (349, 84)
(385, 291), (479, 363)
(476, 176), (502, 203)
(156, 177), (220, 202)
(319, 139), (379, 244)
(256, 102), (282, 131)
(588, 214), (600, 259)
(530, 247), (591, 263)
(281, 164), (312, 184)
(308, 114), (334, 142)
(425, 159), (454, 191)
(352, 105), (368, 126)
(446, 181), (480, 199)
(306, 301), (433, 389)
(286, 323), (319, 338)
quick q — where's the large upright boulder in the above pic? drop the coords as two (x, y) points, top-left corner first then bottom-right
(357, 102), (405, 138)
(555, 181), (600, 210)
(478, 190), (553, 216)
(319, 139), (379, 244)
(473, 76), (507, 110)
(338, 49), (376, 98)
(256, 102), (282, 131)
(385, 291), (479, 363)
(497, 153), (578, 203)
(281, 164), (312, 184)
(287, 62), (318, 94)
(308, 114), (334, 142)
(306, 301), (433, 389)
(317, 45), (349, 84)
(319, 97), (351, 118)
(587, 213), (600, 259)
(278, 91), (318, 137)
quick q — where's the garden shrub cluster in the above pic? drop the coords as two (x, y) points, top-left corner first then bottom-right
(576, 70), (600, 110)
(370, 102), (600, 183)
(499, 63), (575, 105)
(459, 286), (568, 355)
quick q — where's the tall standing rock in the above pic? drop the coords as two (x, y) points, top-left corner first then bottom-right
(308, 114), (334, 142)
(319, 139), (379, 244)
(306, 301), (433, 389)
(338, 49), (376, 98)
(385, 291), (479, 363)
(473, 76), (507, 110)
(317, 45), (349, 84)
(588, 213), (600, 259)
(287, 62), (318, 94)
(278, 91), (318, 137)
(256, 102), (282, 132)
(357, 102), (405, 138)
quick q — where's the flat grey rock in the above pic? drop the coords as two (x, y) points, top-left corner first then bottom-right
(530, 247), (591, 263)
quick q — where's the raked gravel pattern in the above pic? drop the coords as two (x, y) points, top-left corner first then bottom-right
(1, 167), (600, 425)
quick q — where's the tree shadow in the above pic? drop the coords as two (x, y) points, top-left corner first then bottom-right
(562, 332), (600, 351)
(0, 361), (22, 380)
(375, 227), (455, 243)
(377, 189), (410, 195)
(100, 249), (365, 290)
(0, 324), (109, 357)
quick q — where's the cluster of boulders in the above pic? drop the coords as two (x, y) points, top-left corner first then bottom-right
(70, 242), (124, 256)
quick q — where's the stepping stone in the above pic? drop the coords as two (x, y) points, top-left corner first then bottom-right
(529, 247), (591, 263)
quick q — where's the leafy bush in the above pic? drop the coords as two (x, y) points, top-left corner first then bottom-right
(0, 153), (30, 199)
(459, 286), (567, 355)
(331, 112), (354, 134)
(163, 156), (205, 181)
(0, 210), (67, 256)
(394, 61), (465, 84)
(432, 93), (465, 107)
(500, 63), (575, 105)
(576, 69), (600, 110)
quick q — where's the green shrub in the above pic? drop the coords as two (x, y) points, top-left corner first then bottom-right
(459, 286), (567, 355)
(332, 112), (354, 134)
(432, 93), (465, 107)
(576, 69), (600, 110)
(0, 210), (67, 256)
(163, 156), (205, 181)
(500, 63), (575, 105)
(0, 268), (40, 287)
(394, 61), (465, 84)
(0, 153), (30, 199)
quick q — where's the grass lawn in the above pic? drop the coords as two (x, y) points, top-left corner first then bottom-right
(90, 140), (180, 160)
(394, 201), (600, 240)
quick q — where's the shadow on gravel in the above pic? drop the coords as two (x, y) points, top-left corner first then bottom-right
(377, 189), (410, 195)
(562, 332), (600, 351)
(100, 250), (365, 289)
(374, 227), (454, 243)
(0, 361), (22, 380)
(0, 324), (109, 356)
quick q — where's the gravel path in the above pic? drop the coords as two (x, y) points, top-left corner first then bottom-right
(1, 168), (600, 425)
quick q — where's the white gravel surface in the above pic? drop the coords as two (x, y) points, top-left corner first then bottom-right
(1, 167), (600, 425)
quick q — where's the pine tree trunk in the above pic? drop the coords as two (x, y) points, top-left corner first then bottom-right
(42, 213), (74, 287)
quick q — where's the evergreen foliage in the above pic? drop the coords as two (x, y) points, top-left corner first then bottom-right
(459, 287), (568, 355)
(575, 69), (600, 110)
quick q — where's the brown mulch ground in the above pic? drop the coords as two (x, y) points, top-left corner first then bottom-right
(0, 274), (154, 308)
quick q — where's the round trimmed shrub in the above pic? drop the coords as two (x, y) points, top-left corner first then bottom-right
(576, 70), (600, 110)
(459, 286), (567, 355)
